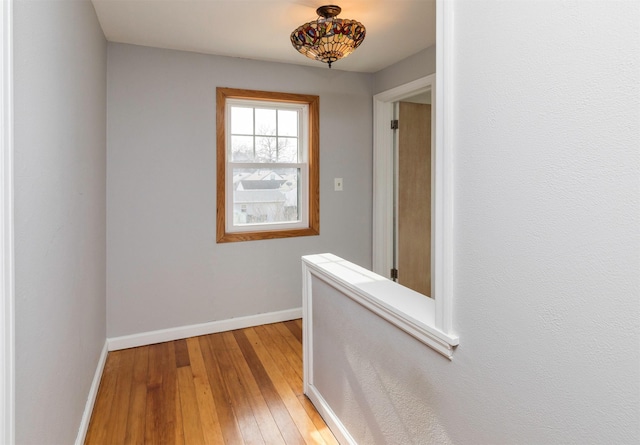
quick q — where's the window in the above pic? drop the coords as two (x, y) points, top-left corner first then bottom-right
(216, 88), (319, 243)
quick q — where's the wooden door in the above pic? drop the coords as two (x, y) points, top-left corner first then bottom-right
(397, 102), (431, 296)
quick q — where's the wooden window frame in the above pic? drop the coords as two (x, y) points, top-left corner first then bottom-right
(216, 87), (320, 243)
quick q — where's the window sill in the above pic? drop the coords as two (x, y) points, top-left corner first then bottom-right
(217, 226), (319, 243)
(302, 253), (459, 359)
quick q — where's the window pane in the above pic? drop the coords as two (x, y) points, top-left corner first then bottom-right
(232, 167), (300, 225)
(255, 108), (276, 136)
(278, 137), (298, 162)
(231, 135), (254, 161)
(231, 107), (253, 135)
(278, 110), (298, 137)
(255, 136), (278, 163)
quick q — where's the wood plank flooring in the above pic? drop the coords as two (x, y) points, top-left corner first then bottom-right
(85, 320), (337, 445)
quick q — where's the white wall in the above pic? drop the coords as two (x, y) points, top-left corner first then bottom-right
(373, 46), (436, 95)
(13, 0), (107, 443)
(313, 1), (640, 444)
(106, 43), (373, 337)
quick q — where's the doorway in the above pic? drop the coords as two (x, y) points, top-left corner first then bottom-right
(372, 74), (435, 298)
(394, 97), (432, 296)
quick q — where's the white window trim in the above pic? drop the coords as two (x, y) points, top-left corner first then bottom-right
(371, 0), (456, 350)
(224, 99), (310, 234)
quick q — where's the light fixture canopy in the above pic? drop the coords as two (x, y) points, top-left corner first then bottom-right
(290, 5), (366, 68)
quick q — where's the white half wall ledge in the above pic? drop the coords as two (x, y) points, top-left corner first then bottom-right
(107, 308), (302, 351)
(302, 253), (459, 360)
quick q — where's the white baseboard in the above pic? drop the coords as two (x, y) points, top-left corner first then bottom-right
(107, 307), (302, 351)
(75, 340), (108, 445)
(306, 384), (357, 445)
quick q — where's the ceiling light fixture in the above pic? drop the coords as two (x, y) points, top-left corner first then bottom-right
(290, 5), (366, 69)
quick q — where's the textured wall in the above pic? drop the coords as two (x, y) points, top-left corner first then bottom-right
(13, 0), (107, 443)
(452, 2), (639, 439)
(312, 276), (455, 444)
(314, 1), (640, 444)
(106, 43), (374, 337)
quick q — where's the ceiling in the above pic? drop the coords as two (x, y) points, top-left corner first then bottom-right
(91, 0), (436, 73)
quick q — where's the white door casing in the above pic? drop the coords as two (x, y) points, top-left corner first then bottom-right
(0, 0), (14, 443)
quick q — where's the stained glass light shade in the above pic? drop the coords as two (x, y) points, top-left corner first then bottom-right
(290, 5), (366, 68)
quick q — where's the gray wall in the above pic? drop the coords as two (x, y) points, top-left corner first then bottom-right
(106, 44), (373, 337)
(374, 46), (436, 94)
(13, 0), (107, 443)
(315, 1), (639, 444)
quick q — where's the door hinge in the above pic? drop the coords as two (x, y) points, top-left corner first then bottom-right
(391, 119), (399, 130)
(390, 268), (398, 280)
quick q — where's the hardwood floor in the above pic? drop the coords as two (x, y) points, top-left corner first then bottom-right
(85, 320), (337, 445)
